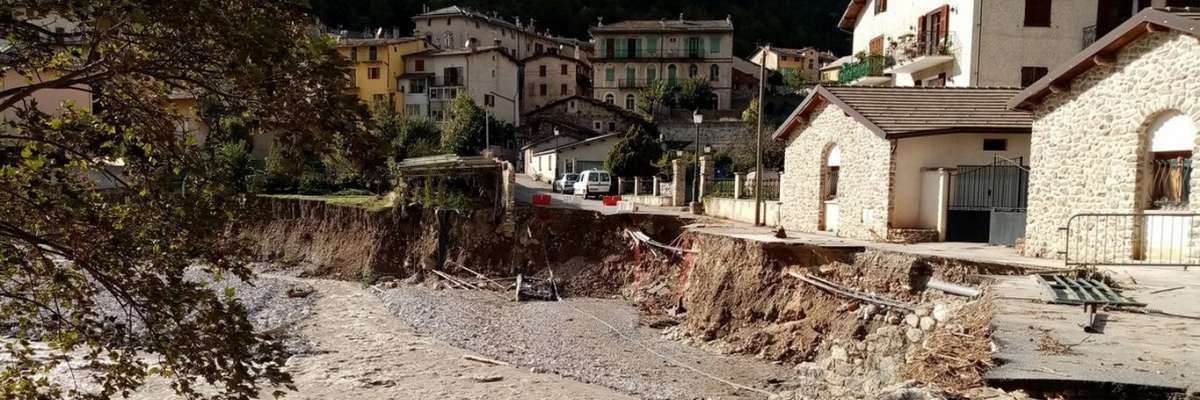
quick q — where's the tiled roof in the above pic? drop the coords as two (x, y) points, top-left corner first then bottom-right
(1011, 7), (1200, 109)
(774, 85), (1032, 141)
(820, 55), (855, 71)
(337, 37), (424, 47)
(591, 18), (733, 33)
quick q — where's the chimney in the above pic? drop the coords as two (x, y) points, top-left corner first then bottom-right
(678, 13), (684, 22)
(529, 18), (536, 32)
(726, 14), (732, 25)
(597, 17), (603, 27)
(515, 17), (522, 28)
(660, 18), (665, 27)
(392, 27), (400, 38)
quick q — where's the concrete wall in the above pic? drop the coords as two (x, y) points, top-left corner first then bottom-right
(850, 0), (976, 87)
(780, 103), (893, 240)
(891, 133), (1031, 228)
(1023, 31), (1200, 258)
(976, 0), (1097, 87)
(704, 197), (782, 226)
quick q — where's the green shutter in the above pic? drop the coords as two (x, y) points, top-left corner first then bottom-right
(646, 37), (658, 55)
(598, 40), (605, 56)
(647, 67), (656, 82)
(605, 66), (614, 82)
(710, 36), (721, 53)
(615, 38), (626, 57)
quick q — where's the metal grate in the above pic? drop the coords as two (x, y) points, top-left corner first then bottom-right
(1038, 274), (1143, 307)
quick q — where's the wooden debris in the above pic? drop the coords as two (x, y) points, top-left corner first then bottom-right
(463, 355), (510, 366)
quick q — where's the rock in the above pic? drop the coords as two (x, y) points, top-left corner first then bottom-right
(286, 286), (315, 298)
(904, 314), (920, 328)
(470, 374), (504, 383)
(529, 367), (546, 374)
(932, 304), (951, 322)
(919, 317), (937, 331)
(915, 307), (931, 317)
(905, 328), (924, 343)
(886, 311), (902, 325)
(830, 345), (849, 362)
(861, 304), (878, 321)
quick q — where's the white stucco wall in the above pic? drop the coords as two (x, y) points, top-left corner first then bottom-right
(850, 0), (977, 87)
(891, 133), (1032, 228)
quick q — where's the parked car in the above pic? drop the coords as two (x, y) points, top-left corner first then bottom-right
(553, 173), (579, 193)
(572, 169), (613, 199)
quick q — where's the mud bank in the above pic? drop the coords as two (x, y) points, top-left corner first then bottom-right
(242, 198), (685, 281)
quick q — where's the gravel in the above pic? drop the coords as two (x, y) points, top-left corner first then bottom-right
(376, 285), (800, 400)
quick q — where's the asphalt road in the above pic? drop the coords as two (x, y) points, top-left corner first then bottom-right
(514, 174), (693, 217)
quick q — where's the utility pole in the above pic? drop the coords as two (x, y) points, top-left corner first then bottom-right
(754, 44), (768, 226)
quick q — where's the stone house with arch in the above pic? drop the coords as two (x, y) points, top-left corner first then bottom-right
(773, 86), (1032, 243)
(1008, 7), (1200, 261)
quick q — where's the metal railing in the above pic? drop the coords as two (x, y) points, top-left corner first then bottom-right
(888, 31), (958, 67)
(709, 178), (737, 198)
(838, 55), (888, 84)
(598, 48), (708, 60)
(751, 178), (780, 201)
(1063, 213), (1199, 269)
(618, 78), (655, 88)
(1082, 25), (1098, 50)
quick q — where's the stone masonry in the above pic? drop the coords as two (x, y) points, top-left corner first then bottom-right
(779, 102), (893, 240)
(1022, 31), (1200, 258)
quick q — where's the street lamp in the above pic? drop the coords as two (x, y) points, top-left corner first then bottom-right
(692, 109), (703, 210)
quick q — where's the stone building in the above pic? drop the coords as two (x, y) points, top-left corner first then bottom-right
(1008, 7), (1200, 261)
(773, 86), (1032, 243)
(522, 95), (645, 142)
(520, 53), (592, 114)
(748, 47), (837, 83)
(589, 16), (735, 111)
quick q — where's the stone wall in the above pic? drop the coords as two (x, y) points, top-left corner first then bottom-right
(1023, 31), (1200, 258)
(522, 97), (641, 141)
(779, 103), (893, 240)
(659, 120), (750, 152)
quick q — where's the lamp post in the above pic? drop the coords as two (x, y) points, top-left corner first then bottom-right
(754, 44), (769, 226)
(692, 109), (703, 210)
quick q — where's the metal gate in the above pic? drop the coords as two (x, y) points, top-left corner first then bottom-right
(947, 157), (1030, 245)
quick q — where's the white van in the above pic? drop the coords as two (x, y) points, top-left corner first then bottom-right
(572, 169), (612, 199)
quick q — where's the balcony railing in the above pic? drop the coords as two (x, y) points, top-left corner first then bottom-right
(598, 48), (708, 60)
(838, 55), (888, 84)
(618, 78), (658, 88)
(887, 31), (957, 68)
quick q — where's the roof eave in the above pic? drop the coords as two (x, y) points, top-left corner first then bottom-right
(837, 0), (866, 32)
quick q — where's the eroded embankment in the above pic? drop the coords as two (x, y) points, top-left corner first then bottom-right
(242, 198), (685, 282)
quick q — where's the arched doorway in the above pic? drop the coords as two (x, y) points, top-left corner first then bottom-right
(1136, 111), (1199, 261)
(819, 144), (841, 232)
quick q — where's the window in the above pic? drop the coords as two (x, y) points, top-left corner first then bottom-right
(869, 35), (884, 55)
(625, 66), (636, 83)
(427, 19), (432, 27)
(709, 36), (721, 53)
(688, 64), (698, 78)
(349, 47), (357, 62)
(475, 21), (480, 29)
(368, 67), (380, 79)
(415, 59), (425, 72)
(405, 104), (422, 116)
(605, 66), (614, 82)
(539, 84), (547, 96)
(709, 64), (719, 82)
(447, 17), (452, 26)
(368, 46), (378, 61)
(875, 0), (888, 14)
(983, 139), (1008, 151)
(561, 64), (568, 75)
(667, 65), (678, 84)
(372, 94), (386, 105)
(646, 66), (657, 82)
(608, 122), (616, 131)
(1024, 0), (1052, 27)
(484, 94), (495, 107)
(539, 65), (547, 77)
(604, 93), (615, 104)
(625, 94), (635, 111)
(560, 83), (568, 95)
(568, 100), (576, 112)
(535, 43), (544, 53)
(687, 37), (703, 57)
(593, 121), (602, 130)
(410, 79), (426, 94)
(1020, 66), (1049, 88)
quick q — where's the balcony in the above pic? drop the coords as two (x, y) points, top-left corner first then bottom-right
(884, 31), (957, 75)
(596, 48), (707, 60)
(618, 78), (658, 88)
(838, 55), (890, 86)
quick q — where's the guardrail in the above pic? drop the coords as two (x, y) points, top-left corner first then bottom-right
(1063, 213), (1199, 269)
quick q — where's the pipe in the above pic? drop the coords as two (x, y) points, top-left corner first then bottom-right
(926, 278), (981, 298)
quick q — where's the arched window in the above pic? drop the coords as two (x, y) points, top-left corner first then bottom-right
(604, 93), (615, 105)
(688, 64), (698, 78)
(667, 65), (677, 85)
(1146, 111), (1199, 208)
(624, 94), (636, 111)
(710, 64), (720, 82)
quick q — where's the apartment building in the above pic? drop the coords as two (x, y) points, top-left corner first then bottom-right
(748, 47), (838, 83)
(397, 46), (521, 125)
(835, 0), (1199, 88)
(589, 16), (735, 111)
(411, 6), (591, 63)
(521, 53), (591, 114)
(336, 37), (430, 114)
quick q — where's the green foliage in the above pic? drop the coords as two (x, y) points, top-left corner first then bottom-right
(636, 80), (670, 120)
(605, 123), (664, 178)
(675, 78), (716, 111)
(0, 1), (371, 397)
(742, 98), (761, 129)
(439, 93), (516, 155)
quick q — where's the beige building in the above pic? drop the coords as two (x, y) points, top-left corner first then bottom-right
(835, 0), (1192, 87)
(521, 53), (591, 114)
(411, 6), (591, 63)
(773, 86), (1032, 243)
(748, 47), (837, 83)
(1010, 7), (1200, 262)
(336, 37), (431, 115)
(589, 16), (735, 111)
(398, 46), (522, 125)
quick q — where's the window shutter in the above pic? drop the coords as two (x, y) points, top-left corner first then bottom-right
(938, 5), (950, 43)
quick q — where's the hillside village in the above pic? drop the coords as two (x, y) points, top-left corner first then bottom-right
(2, 1), (1200, 400)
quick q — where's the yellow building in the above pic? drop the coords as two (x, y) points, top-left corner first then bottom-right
(337, 37), (430, 114)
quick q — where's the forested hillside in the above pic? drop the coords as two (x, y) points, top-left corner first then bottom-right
(308, 0), (852, 56)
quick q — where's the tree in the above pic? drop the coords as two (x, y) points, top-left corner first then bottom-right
(742, 98), (761, 129)
(440, 93), (517, 155)
(0, 1), (368, 398)
(675, 77), (716, 111)
(605, 123), (664, 178)
(636, 80), (670, 120)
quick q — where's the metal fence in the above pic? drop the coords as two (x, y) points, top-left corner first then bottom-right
(1064, 213), (1199, 269)
(756, 178), (780, 201)
(710, 178), (738, 198)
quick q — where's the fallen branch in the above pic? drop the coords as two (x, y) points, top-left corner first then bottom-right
(787, 272), (916, 311)
(448, 261), (507, 291)
(463, 355), (510, 366)
(431, 270), (481, 290)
